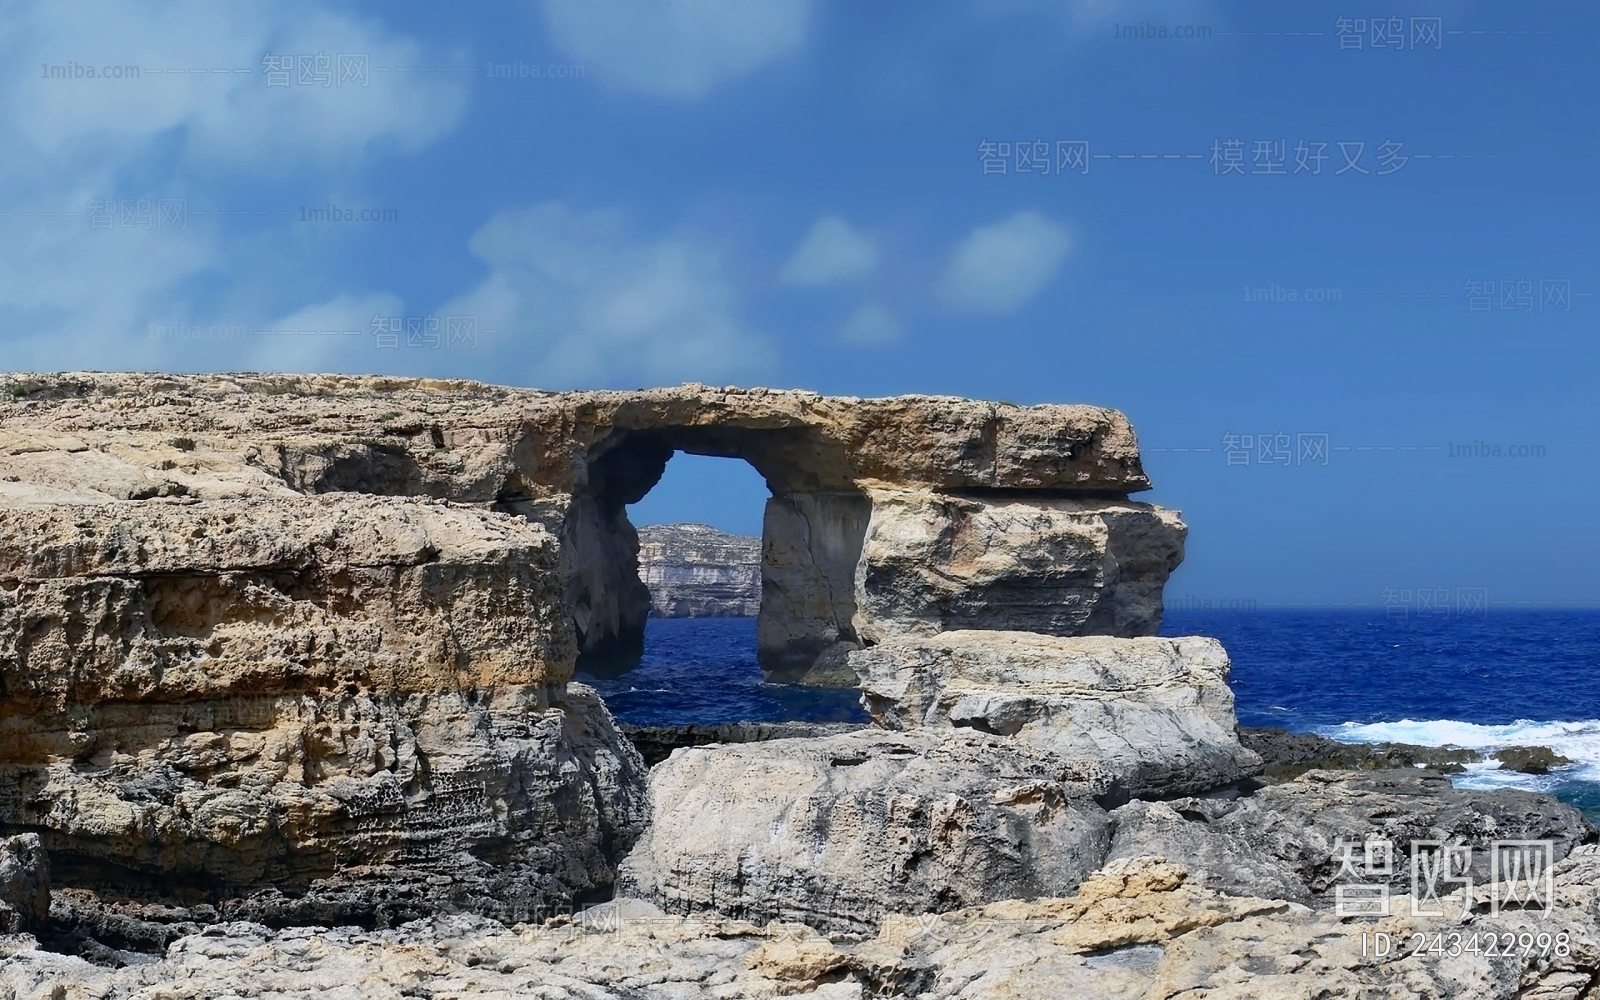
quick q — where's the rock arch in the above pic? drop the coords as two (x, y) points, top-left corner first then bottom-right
(490, 386), (1186, 684)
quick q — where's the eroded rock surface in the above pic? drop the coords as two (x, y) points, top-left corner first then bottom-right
(619, 720), (866, 767)
(1240, 726), (1482, 781)
(9, 852), (1600, 999)
(0, 373), (1177, 923)
(0, 834), (49, 934)
(617, 729), (1113, 936)
(0, 493), (646, 926)
(854, 492), (1186, 645)
(1108, 769), (1595, 905)
(636, 523), (761, 618)
(852, 631), (1260, 799)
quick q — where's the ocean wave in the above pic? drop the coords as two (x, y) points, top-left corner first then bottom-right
(1318, 718), (1600, 793)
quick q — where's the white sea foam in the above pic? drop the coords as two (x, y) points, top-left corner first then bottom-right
(1318, 718), (1600, 793)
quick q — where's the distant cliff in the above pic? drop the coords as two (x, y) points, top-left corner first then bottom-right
(636, 523), (762, 618)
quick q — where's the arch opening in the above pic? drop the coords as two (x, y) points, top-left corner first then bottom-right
(562, 428), (872, 702)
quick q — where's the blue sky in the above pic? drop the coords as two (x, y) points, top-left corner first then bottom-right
(3, 0), (1595, 609)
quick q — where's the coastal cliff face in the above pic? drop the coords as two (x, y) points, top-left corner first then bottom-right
(635, 524), (761, 618)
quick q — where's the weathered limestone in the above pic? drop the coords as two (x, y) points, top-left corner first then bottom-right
(0, 493), (647, 924)
(11, 851), (1600, 998)
(0, 495), (573, 703)
(855, 492), (1186, 644)
(0, 372), (1181, 934)
(1107, 769), (1595, 905)
(636, 523), (761, 618)
(0, 374), (1177, 682)
(617, 729), (1113, 936)
(851, 631), (1261, 800)
(0, 834), (49, 933)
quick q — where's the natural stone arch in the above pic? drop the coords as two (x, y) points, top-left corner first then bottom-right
(561, 425), (872, 681)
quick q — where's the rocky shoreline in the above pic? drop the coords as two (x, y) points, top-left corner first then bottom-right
(0, 374), (1593, 998)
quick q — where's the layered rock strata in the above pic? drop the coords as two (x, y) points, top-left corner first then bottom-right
(851, 631), (1261, 800)
(0, 372), (1182, 936)
(853, 493), (1186, 645)
(0, 493), (647, 925)
(635, 523), (761, 618)
(0, 374), (1179, 682)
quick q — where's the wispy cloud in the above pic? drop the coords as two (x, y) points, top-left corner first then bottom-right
(937, 210), (1070, 314)
(438, 203), (775, 387)
(779, 216), (880, 286)
(0, 0), (467, 371)
(838, 302), (902, 346)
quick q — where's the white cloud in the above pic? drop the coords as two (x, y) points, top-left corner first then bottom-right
(5, 1), (467, 169)
(0, 0), (466, 372)
(437, 203), (774, 387)
(542, 0), (810, 100)
(936, 211), (1070, 314)
(838, 303), (902, 346)
(779, 216), (879, 286)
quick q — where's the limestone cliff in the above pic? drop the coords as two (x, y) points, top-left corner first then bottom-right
(635, 524), (761, 618)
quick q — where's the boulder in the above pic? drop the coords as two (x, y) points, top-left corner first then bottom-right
(1107, 769), (1596, 906)
(1493, 745), (1574, 774)
(617, 729), (1113, 935)
(851, 631), (1260, 799)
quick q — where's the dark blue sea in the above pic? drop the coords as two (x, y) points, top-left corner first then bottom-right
(578, 618), (869, 728)
(581, 611), (1600, 814)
